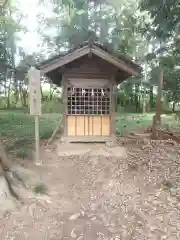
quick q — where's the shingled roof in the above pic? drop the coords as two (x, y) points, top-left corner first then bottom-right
(37, 41), (142, 84)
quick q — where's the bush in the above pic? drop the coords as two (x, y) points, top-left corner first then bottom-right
(6, 137), (32, 159)
(40, 128), (54, 140)
(116, 128), (121, 135)
(33, 183), (47, 194)
(42, 100), (63, 113)
(14, 149), (28, 159)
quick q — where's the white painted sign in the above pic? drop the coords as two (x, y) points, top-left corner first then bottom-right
(28, 67), (41, 116)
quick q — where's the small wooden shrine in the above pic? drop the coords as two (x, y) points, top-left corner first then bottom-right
(37, 42), (141, 142)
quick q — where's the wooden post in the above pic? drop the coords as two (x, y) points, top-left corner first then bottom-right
(46, 114), (64, 145)
(111, 83), (116, 143)
(35, 115), (40, 163)
(28, 67), (41, 164)
(152, 65), (163, 140)
(63, 76), (68, 140)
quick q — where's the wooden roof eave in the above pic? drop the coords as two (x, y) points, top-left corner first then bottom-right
(38, 44), (141, 78)
(39, 45), (90, 74)
(91, 45), (140, 77)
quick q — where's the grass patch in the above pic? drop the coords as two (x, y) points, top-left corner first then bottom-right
(33, 183), (47, 194)
(0, 110), (61, 158)
(116, 113), (180, 135)
(1, 110), (180, 159)
(116, 113), (154, 134)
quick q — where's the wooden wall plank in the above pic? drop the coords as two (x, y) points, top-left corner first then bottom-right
(102, 116), (110, 136)
(89, 116), (93, 136)
(76, 116), (85, 136)
(84, 116), (89, 136)
(67, 116), (76, 136)
(93, 116), (101, 136)
(67, 115), (110, 137)
(65, 55), (117, 76)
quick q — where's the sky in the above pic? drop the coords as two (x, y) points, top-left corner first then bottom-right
(16, 0), (56, 90)
(17, 0), (58, 56)
(17, 0), (41, 54)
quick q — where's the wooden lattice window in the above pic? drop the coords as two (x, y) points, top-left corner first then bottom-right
(67, 87), (110, 115)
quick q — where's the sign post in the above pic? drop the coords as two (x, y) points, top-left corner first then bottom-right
(28, 67), (41, 164)
(35, 115), (40, 164)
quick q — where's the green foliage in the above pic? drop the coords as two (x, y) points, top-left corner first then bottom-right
(42, 100), (63, 113)
(14, 149), (28, 159)
(116, 113), (154, 134)
(0, 110), (180, 159)
(39, 127), (54, 140)
(1, 0), (180, 122)
(116, 128), (121, 135)
(33, 183), (47, 194)
(116, 112), (180, 136)
(141, 0), (180, 40)
(0, 111), (61, 158)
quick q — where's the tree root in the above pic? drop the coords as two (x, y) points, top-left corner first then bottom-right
(0, 144), (41, 215)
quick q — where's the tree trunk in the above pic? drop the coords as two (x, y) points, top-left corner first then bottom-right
(40, 84), (44, 101)
(22, 89), (28, 107)
(172, 102), (176, 113)
(155, 66), (163, 124)
(172, 89), (177, 113)
(142, 97), (146, 113)
(135, 84), (139, 112)
(4, 68), (8, 107)
(6, 78), (12, 109)
(19, 83), (28, 107)
(14, 79), (19, 105)
(149, 86), (154, 109)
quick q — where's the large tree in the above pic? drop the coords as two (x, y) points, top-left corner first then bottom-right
(141, 0), (180, 106)
(0, 1), (41, 215)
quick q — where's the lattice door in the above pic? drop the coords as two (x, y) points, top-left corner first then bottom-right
(67, 87), (111, 137)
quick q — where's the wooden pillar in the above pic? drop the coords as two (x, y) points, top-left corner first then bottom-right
(62, 75), (68, 140)
(28, 67), (41, 163)
(111, 83), (116, 142)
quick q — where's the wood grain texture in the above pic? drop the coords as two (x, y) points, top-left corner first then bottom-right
(67, 115), (110, 137)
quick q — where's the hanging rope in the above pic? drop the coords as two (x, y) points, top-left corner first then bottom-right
(101, 89), (104, 96)
(82, 88), (86, 95)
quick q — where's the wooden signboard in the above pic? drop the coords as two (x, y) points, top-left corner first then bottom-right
(28, 67), (41, 164)
(28, 67), (41, 116)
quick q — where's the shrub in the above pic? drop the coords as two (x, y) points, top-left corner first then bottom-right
(42, 100), (63, 113)
(33, 183), (47, 194)
(40, 128), (53, 140)
(162, 180), (173, 190)
(116, 128), (121, 135)
(14, 149), (28, 159)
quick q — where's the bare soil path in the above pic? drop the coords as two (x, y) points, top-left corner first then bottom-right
(1, 141), (180, 240)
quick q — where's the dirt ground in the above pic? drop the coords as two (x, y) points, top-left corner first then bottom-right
(1, 140), (180, 240)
